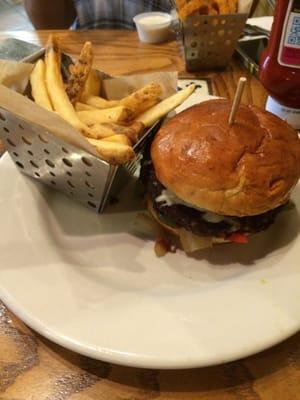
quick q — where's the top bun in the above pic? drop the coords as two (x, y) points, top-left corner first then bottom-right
(151, 99), (300, 216)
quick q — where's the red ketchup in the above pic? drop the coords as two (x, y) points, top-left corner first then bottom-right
(260, 0), (300, 129)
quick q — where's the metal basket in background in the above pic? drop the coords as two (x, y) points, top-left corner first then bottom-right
(175, 13), (248, 71)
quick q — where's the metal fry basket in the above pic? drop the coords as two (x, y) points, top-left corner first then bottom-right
(0, 44), (163, 213)
(0, 106), (159, 213)
(178, 13), (248, 71)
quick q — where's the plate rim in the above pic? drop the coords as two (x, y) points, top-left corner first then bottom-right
(1, 281), (299, 369)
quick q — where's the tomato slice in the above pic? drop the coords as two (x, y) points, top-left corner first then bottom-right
(227, 232), (249, 244)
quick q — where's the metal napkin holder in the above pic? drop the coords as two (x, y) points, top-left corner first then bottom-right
(176, 13), (248, 71)
(0, 51), (161, 213)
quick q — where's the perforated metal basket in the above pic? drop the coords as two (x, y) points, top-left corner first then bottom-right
(0, 105), (159, 212)
(178, 13), (248, 71)
(0, 49), (161, 213)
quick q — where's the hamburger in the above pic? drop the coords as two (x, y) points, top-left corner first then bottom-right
(141, 99), (300, 253)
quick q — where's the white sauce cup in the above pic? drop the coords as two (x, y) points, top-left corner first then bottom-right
(133, 12), (172, 44)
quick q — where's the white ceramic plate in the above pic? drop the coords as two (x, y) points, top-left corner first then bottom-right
(1, 96), (300, 369)
(1, 154), (300, 369)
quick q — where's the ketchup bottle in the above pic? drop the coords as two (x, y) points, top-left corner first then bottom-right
(260, 0), (300, 130)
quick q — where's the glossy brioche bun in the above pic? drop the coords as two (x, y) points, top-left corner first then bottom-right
(151, 99), (300, 217)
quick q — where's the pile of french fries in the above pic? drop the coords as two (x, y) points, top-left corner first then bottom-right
(29, 35), (195, 165)
(175, 0), (238, 19)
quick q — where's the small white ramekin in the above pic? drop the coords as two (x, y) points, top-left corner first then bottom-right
(133, 12), (172, 44)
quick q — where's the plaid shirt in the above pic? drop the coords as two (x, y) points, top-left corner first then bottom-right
(74, 0), (172, 29)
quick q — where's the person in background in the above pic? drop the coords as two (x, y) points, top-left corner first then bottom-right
(24, 0), (273, 30)
(24, 0), (172, 30)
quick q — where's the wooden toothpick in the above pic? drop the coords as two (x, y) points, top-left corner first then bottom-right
(228, 77), (247, 125)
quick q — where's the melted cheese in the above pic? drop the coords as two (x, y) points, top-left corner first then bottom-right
(155, 189), (226, 223)
(155, 189), (180, 207)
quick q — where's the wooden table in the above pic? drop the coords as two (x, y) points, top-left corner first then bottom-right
(1, 30), (300, 400)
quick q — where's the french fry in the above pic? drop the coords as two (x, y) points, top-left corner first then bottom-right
(77, 106), (135, 125)
(84, 82), (162, 115)
(101, 122), (129, 135)
(66, 41), (93, 104)
(45, 35), (97, 139)
(102, 122), (137, 135)
(136, 84), (196, 127)
(88, 122), (142, 141)
(101, 134), (132, 146)
(84, 95), (119, 109)
(119, 82), (162, 115)
(80, 69), (101, 100)
(90, 122), (144, 143)
(75, 102), (97, 111)
(101, 122), (145, 144)
(127, 121), (145, 143)
(88, 123), (118, 138)
(87, 138), (135, 165)
(30, 59), (53, 111)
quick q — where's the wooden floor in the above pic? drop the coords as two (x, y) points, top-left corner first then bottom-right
(0, 0), (33, 30)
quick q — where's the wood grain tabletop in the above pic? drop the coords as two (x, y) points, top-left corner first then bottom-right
(1, 29), (300, 400)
